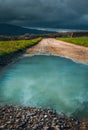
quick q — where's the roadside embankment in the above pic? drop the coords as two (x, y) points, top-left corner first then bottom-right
(0, 38), (42, 67)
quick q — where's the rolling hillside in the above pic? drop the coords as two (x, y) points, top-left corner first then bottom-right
(0, 23), (54, 35)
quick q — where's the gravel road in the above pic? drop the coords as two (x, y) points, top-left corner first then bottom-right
(25, 38), (88, 64)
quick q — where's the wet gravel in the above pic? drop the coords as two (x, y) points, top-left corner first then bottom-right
(0, 106), (88, 130)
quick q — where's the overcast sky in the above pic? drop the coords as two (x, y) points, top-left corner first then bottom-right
(0, 0), (88, 29)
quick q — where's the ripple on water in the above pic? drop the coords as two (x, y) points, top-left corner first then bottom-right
(0, 55), (88, 118)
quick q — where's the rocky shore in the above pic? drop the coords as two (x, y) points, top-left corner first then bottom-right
(0, 106), (88, 130)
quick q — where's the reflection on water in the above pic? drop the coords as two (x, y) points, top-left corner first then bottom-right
(0, 55), (88, 117)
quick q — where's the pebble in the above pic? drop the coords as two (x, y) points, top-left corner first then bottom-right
(44, 115), (48, 118)
(0, 105), (87, 130)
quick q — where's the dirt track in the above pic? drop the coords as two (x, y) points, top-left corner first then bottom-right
(25, 38), (88, 64)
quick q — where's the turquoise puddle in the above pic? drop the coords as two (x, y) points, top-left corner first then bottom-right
(0, 55), (88, 118)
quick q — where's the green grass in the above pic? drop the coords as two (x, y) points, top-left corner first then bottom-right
(0, 38), (42, 56)
(57, 37), (88, 47)
(0, 38), (42, 66)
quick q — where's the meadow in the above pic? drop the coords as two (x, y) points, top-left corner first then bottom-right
(57, 37), (88, 47)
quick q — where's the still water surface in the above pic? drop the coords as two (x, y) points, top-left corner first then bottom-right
(0, 55), (88, 117)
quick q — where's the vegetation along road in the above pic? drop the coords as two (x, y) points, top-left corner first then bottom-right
(0, 38), (41, 66)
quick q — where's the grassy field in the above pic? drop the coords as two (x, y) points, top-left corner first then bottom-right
(57, 37), (88, 47)
(0, 38), (41, 56)
(0, 38), (42, 66)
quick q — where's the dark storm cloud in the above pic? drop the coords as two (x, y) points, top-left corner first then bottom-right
(0, 0), (88, 28)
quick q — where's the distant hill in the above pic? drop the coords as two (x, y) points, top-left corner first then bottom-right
(0, 23), (54, 35)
